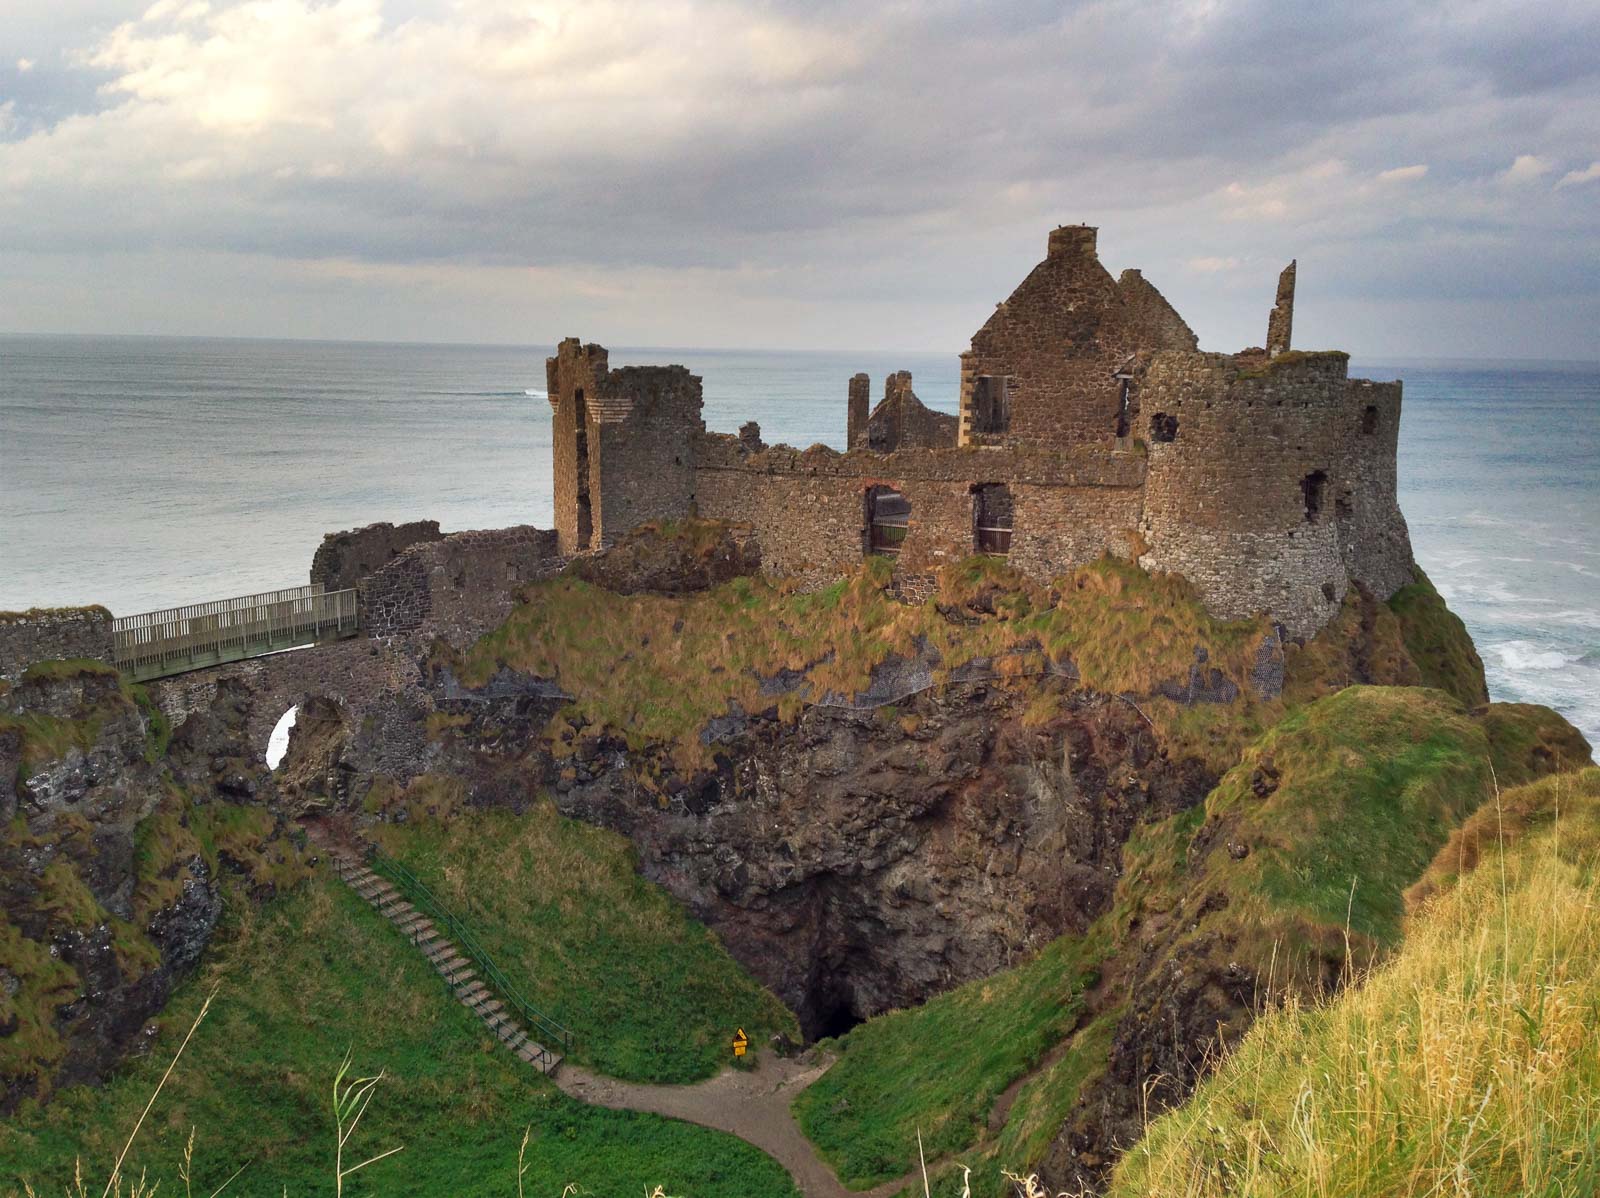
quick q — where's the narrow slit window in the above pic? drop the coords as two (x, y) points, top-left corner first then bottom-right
(1301, 470), (1328, 523)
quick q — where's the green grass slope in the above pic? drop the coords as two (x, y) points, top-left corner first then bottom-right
(373, 803), (797, 1083)
(1111, 767), (1600, 1198)
(1, 876), (799, 1198)
(791, 928), (1105, 1188)
(797, 686), (1583, 1193)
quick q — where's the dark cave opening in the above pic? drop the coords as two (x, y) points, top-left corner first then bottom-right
(813, 999), (865, 1041)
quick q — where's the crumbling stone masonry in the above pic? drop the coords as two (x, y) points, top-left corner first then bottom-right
(0, 607), (115, 682)
(310, 520), (445, 593)
(358, 525), (562, 645)
(545, 225), (1413, 638)
(1267, 260), (1296, 357)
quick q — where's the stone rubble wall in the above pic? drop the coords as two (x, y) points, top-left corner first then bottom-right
(359, 525), (563, 646)
(0, 607), (116, 682)
(863, 372), (959, 452)
(310, 520), (444, 593)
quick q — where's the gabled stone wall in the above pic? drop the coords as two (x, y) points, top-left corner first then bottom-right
(959, 226), (1199, 449)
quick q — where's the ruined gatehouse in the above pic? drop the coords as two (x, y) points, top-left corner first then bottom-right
(546, 225), (1415, 638)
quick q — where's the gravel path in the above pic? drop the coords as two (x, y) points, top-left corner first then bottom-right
(554, 1052), (920, 1198)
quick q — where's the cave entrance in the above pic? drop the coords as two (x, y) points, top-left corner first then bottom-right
(270, 696), (349, 812)
(814, 1000), (865, 1041)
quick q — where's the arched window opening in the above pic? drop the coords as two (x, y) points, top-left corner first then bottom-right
(972, 484), (1013, 556)
(866, 486), (910, 555)
(1301, 470), (1328, 523)
(1361, 405), (1379, 435)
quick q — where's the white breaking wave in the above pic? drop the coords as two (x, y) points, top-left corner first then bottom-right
(525, 388), (547, 400)
(1489, 640), (1585, 672)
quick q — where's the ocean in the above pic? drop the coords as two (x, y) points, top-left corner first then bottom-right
(2, 335), (1596, 744)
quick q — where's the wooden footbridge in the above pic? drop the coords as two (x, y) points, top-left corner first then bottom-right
(112, 584), (359, 682)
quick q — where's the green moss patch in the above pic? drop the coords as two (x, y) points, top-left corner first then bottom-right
(1387, 569), (1489, 707)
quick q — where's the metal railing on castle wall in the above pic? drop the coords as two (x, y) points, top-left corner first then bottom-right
(112, 584), (358, 681)
(365, 847), (574, 1070)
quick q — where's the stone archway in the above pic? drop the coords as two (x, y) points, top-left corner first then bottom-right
(269, 694), (352, 815)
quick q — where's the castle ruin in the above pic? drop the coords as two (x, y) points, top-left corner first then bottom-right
(546, 226), (1414, 637)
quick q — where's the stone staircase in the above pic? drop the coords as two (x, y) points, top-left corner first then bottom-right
(331, 853), (564, 1075)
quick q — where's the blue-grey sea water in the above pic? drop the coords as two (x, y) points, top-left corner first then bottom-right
(2, 335), (1596, 744)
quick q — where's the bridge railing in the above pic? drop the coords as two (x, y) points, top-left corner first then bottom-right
(113, 584), (358, 681)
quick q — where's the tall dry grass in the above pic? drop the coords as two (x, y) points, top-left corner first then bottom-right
(1110, 768), (1600, 1198)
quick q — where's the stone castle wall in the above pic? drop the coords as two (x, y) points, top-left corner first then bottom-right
(0, 607), (116, 682)
(310, 520), (444, 593)
(1137, 351), (1413, 637)
(360, 525), (562, 645)
(693, 434), (1145, 586)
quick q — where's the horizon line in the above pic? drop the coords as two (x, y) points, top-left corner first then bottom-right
(1, 329), (1597, 369)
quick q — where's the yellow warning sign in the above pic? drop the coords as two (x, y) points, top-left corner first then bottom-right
(732, 1028), (749, 1057)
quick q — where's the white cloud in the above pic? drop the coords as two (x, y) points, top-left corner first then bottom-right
(1557, 161), (1600, 188)
(16, 57), (35, 72)
(1499, 154), (1553, 184)
(0, 0), (1597, 357)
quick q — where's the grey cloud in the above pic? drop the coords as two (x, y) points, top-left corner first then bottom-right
(0, 0), (1595, 358)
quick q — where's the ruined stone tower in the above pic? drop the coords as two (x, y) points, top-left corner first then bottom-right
(546, 338), (703, 555)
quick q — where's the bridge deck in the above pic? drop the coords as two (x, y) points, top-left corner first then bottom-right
(113, 585), (358, 682)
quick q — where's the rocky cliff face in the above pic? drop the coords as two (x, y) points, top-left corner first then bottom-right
(0, 666), (301, 1110)
(544, 682), (1208, 1036)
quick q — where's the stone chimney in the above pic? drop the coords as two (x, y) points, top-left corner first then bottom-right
(1047, 224), (1098, 261)
(847, 373), (869, 448)
(1267, 260), (1296, 357)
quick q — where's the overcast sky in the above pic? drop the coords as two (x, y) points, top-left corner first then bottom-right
(1, 0), (1596, 357)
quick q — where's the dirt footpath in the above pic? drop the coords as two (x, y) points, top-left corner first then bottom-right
(554, 1052), (919, 1198)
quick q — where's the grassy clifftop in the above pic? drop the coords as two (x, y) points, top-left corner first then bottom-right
(1112, 767), (1600, 1198)
(453, 550), (1473, 774)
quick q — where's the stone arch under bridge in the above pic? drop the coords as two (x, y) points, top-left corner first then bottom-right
(148, 637), (437, 789)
